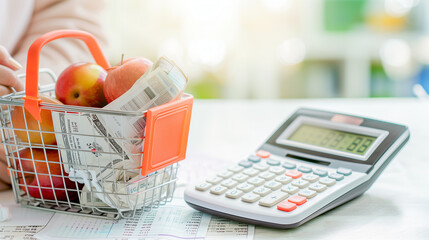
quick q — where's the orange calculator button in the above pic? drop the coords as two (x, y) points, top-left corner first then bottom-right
(288, 195), (307, 205)
(277, 201), (297, 212)
(285, 170), (302, 179)
(256, 150), (270, 158)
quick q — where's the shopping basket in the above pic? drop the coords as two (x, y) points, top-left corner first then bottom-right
(0, 30), (193, 219)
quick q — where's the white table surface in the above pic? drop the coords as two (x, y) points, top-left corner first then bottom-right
(2, 98), (429, 239)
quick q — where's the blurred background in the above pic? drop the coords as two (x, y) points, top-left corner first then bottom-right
(102, 0), (429, 99)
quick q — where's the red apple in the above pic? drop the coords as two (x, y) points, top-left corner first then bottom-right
(15, 148), (80, 201)
(103, 57), (153, 103)
(55, 63), (107, 107)
(12, 94), (62, 145)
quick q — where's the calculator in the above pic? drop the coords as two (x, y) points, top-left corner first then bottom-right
(184, 108), (410, 228)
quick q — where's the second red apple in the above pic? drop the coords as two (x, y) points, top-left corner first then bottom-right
(103, 57), (153, 103)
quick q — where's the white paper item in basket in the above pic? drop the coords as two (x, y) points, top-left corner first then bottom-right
(79, 161), (173, 211)
(52, 112), (132, 173)
(52, 57), (188, 173)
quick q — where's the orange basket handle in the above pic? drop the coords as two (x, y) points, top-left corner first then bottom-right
(23, 30), (110, 122)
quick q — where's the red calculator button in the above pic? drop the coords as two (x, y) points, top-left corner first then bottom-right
(256, 150), (270, 158)
(288, 195), (307, 205)
(277, 201), (297, 212)
(285, 170), (302, 179)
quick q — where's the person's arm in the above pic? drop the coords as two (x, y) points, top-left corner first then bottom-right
(12, 0), (108, 84)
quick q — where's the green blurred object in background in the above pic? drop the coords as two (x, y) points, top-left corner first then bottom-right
(324, 0), (367, 32)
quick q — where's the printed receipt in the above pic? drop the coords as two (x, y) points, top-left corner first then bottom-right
(33, 200), (254, 239)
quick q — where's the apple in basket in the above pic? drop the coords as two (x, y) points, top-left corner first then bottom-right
(55, 63), (108, 107)
(103, 57), (153, 103)
(11, 94), (62, 145)
(15, 148), (80, 201)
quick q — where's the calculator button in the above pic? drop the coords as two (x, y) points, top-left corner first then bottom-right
(253, 186), (272, 196)
(228, 165), (244, 173)
(206, 176), (223, 185)
(281, 185), (299, 194)
(313, 169), (328, 177)
(259, 191), (289, 207)
(286, 170), (303, 179)
(253, 163), (269, 171)
(221, 179), (239, 188)
(288, 195), (307, 206)
(247, 177), (265, 186)
(248, 155), (261, 163)
(210, 186), (228, 195)
(297, 166), (312, 173)
(269, 166), (285, 175)
(242, 193), (261, 203)
(195, 182), (212, 191)
(302, 174), (320, 183)
(309, 183), (327, 193)
(256, 150), (270, 158)
(282, 162), (296, 169)
(239, 161), (253, 168)
(217, 170), (234, 179)
(264, 181), (282, 190)
(232, 173), (249, 183)
(337, 167), (352, 176)
(266, 159), (280, 166)
(298, 189), (317, 199)
(277, 201), (297, 212)
(243, 168), (259, 177)
(292, 179), (310, 189)
(225, 189), (244, 199)
(236, 183), (255, 192)
(275, 175), (292, 185)
(319, 178), (336, 186)
(328, 173), (344, 181)
(259, 172), (275, 180)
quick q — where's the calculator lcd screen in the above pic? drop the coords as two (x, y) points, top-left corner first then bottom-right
(275, 116), (389, 161)
(287, 124), (377, 156)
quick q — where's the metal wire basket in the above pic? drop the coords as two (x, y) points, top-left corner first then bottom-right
(0, 30), (193, 219)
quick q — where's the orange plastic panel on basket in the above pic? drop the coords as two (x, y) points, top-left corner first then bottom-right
(142, 95), (193, 176)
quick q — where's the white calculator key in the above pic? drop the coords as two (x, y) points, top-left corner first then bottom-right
(247, 177), (265, 186)
(225, 189), (244, 199)
(302, 174), (320, 183)
(319, 178), (336, 186)
(241, 193), (261, 203)
(253, 163), (269, 171)
(232, 173), (249, 183)
(217, 170), (234, 178)
(299, 189), (317, 199)
(259, 172), (275, 180)
(228, 165), (244, 173)
(275, 175), (292, 185)
(258, 191), (289, 207)
(210, 186), (227, 195)
(243, 168), (259, 177)
(221, 179), (239, 188)
(206, 176), (223, 185)
(269, 166), (285, 175)
(253, 186), (272, 196)
(236, 183), (255, 192)
(281, 185), (299, 194)
(309, 183), (327, 193)
(195, 182), (212, 191)
(292, 179), (310, 189)
(264, 181), (282, 190)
